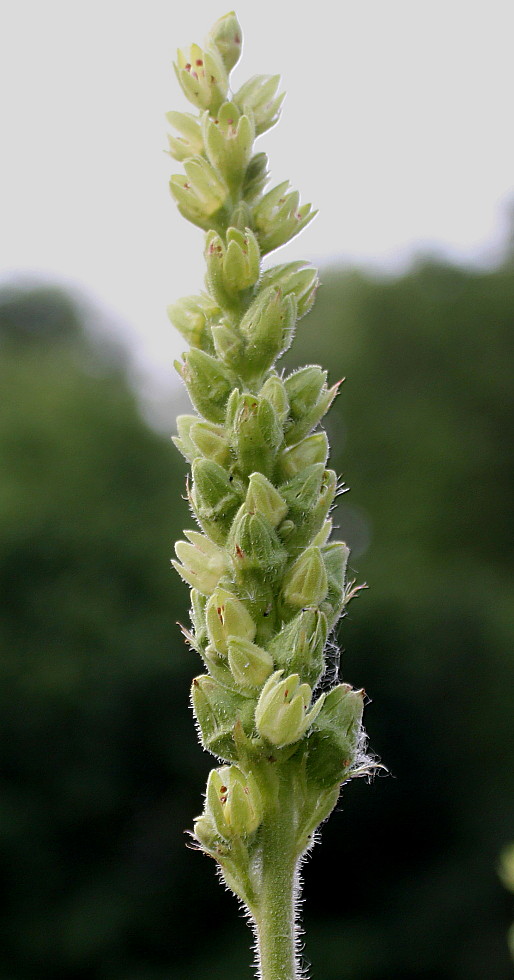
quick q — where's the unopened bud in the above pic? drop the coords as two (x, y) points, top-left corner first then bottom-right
(259, 261), (319, 319)
(238, 286), (297, 376)
(320, 541), (351, 627)
(170, 156), (228, 230)
(228, 508), (287, 583)
(176, 348), (235, 423)
(204, 103), (255, 190)
(173, 530), (226, 595)
(189, 419), (230, 466)
(234, 74), (284, 136)
(253, 181), (317, 256)
(284, 367), (340, 445)
(227, 636), (273, 689)
(205, 587), (256, 656)
(174, 43), (228, 113)
(259, 375), (289, 420)
(255, 670), (324, 747)
(267, 608), (328, 688)
(281, 546), (328, 610)
(278, 431), (329, 480)
(231, 392), (283, 478)
(306, 684), (365, 788)
(191, 674), (255, 761)
(245, 473), (288, 527)
(167, 293), (218, 353)
(166, 111), (204, 161)
(191, 457), (242, 543)
(206, 11), (243, 73)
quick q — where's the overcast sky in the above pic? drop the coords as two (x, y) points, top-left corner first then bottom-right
(1, 0), (513, 391)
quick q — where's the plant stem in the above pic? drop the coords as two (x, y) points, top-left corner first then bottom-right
(254, 776), (299, 980)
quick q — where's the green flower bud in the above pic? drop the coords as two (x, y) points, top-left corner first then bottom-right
(231, 392), (283, 478)
(173, 414), (201, 463)
(255, 670), (324, 747)
(207, 765), (262, 840)
(320, 541), (351, 627)
(206, 12), (243, 73)
(227, 636), (274, 689)
(174, 43), (228, 113)
(223, 228), (260, 292)
(167, 293), (218, 353)
(205, 587), (256, 656)
(191, 674), (255, 761)
(173, 530), (227, 595)
(205, 228), (260, 308)
(243, 151), (270, 203)
(306, 684), (365, 789)
(191, 457), (242, 543)
(284, 367), (340, 445)
(259, 375), (289, 421)
(267, 608), (328, 688)
(204, 103), (255, 190)
(176, 348), (235, 423)
(170, 157), (228, 230)
(228, 508), (287, 584)
(166, 110), (204, 161)
(234, 74), (285, 136)
(189, 419), (230, 466)
(238, 286), (297, 376)
(259, 262), (319, 319)
(192, 812), (219, 851)
(278, 431), (329, 480)
(253, 181), (317, 255)
(281, 546), (328, 611)
(245, 473), (288, 528)
(279, 466), (337, 551)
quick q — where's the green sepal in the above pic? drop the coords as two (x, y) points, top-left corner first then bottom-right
(191, 674), (256, 761)
(278, 431), (329, 480)
(259, 375), (289, 421)
(203, 103), (255, 190)
(170, 156), (229, 229)
(191, 457), (243, 543)
(167, 293), (218, 354)
(238, 286), (297, 377)
(305, 684), (365, 789)
(258, 261), (319, 319)
(233, 74), (285, 136)
(279, 466), (337, 552)
(228, 508), (287, 586)
(320, 541), (351, 628)
(266, 608), (328, 688)
(189, 588), (208, 653)
(166, 110), (204, 161)
(245, 472), (288, 527)
(281, 546), (328, 612)
(230, 392), (283, 479)
(176, 348), (235, 423)
(253, 181), (317, 255)
(284, 366), (340, 445)
(189, 419), (231, 466)
(242, 151), (270, 202)
(227, 637), (274, 689)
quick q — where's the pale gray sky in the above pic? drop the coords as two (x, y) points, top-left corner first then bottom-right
(1, 0), (513, 390)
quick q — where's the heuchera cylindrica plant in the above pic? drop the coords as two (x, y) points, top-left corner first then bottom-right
(168, 13), (373, 979)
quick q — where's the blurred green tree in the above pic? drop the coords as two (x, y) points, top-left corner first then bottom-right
(0, 263), (513, 979)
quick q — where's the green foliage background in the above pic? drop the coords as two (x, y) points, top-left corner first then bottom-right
(1, 257), (513, 979)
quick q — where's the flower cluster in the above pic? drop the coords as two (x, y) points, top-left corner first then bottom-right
(169, 12), (367, 912)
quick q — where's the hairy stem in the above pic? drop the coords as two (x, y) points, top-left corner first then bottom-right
(254, 776), (299, 980)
